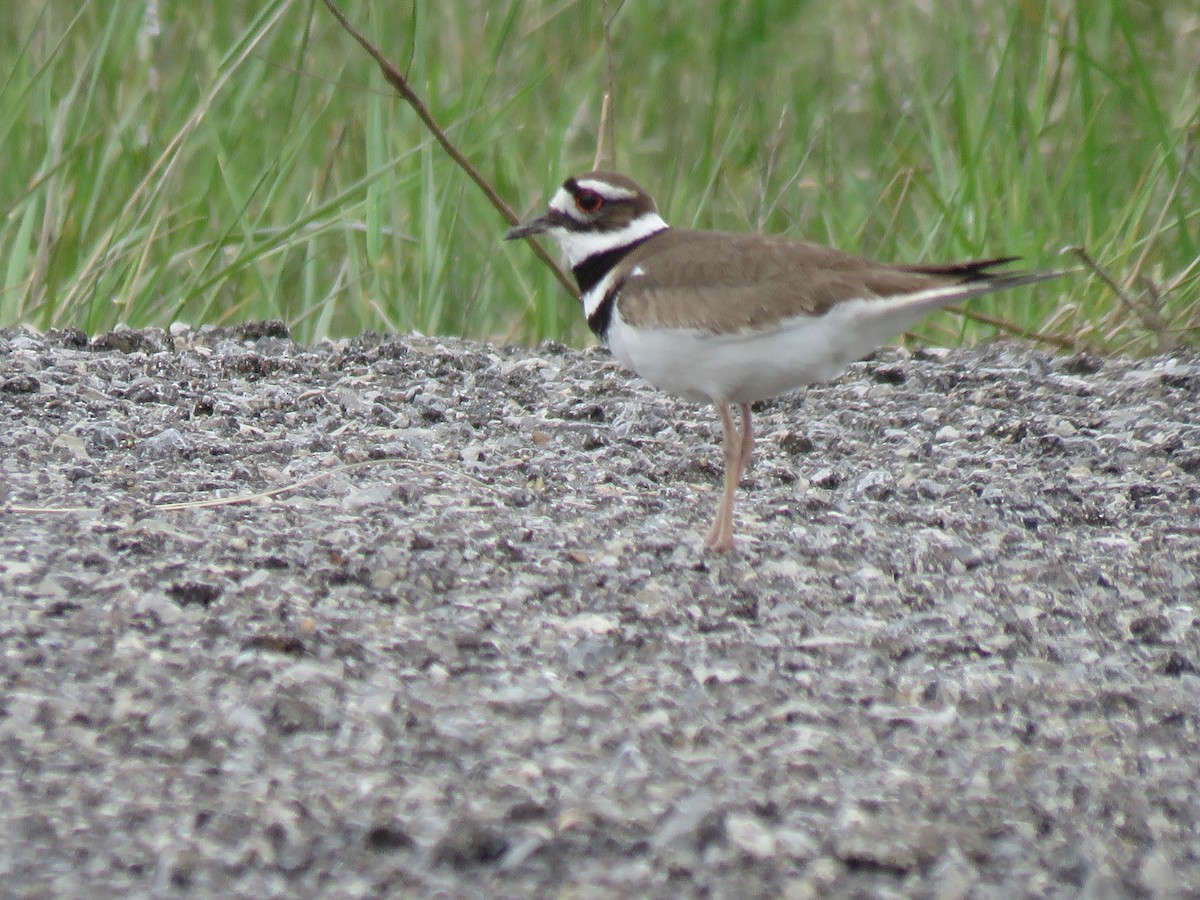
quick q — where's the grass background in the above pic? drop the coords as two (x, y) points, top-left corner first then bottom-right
(1, 0), (1197, 352)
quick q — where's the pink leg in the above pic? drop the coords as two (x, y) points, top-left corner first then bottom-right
(704, 403), (754, 552)
(736, 403), (754, 483)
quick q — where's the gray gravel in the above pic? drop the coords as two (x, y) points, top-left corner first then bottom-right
(2, 322), (1199, 898)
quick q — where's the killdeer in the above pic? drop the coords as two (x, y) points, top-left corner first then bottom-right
(505, 171), (1064, 552)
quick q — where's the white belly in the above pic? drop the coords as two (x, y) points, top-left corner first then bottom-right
(606, 297), (928, 404)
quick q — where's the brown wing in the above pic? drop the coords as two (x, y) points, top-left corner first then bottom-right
(613, 230), (973, 332)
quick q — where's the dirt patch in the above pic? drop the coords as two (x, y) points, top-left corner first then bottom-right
(2, 323), (1198, 896)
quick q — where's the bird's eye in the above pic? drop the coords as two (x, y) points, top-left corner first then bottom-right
(575, 190), (604, 213)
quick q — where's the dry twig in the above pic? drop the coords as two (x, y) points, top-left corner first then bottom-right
(593, 0), (619, 170)
(942, 304), (1079, 352)
(320, 0), (578, 300)
(5, 457), (496, 516)
(1070, 246), (1172, 349)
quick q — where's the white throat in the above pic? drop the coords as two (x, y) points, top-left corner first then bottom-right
(550, 208), (669, 268)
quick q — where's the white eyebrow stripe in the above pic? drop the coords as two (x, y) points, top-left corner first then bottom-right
(548, 186), (575, 212)
(551, 212), (669, 267)
(576, 179), (637, 199)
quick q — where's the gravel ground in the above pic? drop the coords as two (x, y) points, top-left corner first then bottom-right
(2, 323), (1199, 898)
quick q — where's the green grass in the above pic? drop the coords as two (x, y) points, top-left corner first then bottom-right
(1, 0), (1197, 352)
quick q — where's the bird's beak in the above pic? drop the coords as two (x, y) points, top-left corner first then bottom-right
(504, 213), (555, 241)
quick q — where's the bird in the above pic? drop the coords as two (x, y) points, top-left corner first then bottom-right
(504, 171), (1064, 551)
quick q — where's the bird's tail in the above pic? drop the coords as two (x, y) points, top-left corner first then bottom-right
(898, 256), (1071, 292)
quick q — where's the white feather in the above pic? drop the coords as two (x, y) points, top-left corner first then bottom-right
(546, 208), (668, 268)
(581, 268), (622, 320)
(605, 285), (974, 404)
(576, 178), (637, 199)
